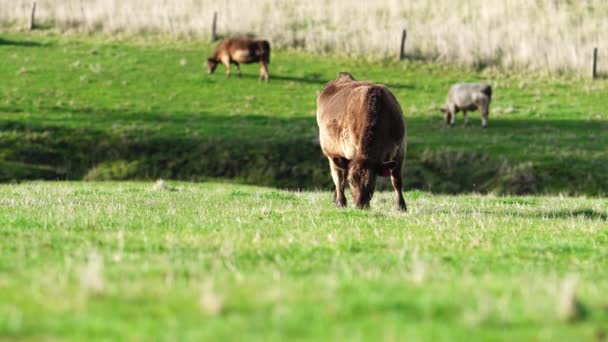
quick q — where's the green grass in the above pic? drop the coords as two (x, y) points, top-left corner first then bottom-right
(2, 31), (608, 341)
(1, 33), (607, 194)
(0, 181), (607, 341)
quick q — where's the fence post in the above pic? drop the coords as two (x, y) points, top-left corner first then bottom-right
(211, 12), (218, 41)
(29, 2), (36, 30)
(592, 47), (598, 80)
(399, 28), (407, 60)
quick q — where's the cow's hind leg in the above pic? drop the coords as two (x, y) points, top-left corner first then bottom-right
(481, 106), (489, 128)
(390, 159), (407, 211)
(259, 61), (269, 82)
(234, 62), (241, 77)
(328, 158), (347, 208)
(477, 101), (489, 128)
(463, 110), (469, 126)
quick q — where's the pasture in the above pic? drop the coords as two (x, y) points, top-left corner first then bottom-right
(1, 182), (607, 340)
(1, 33), (607, 194)
(1, 32), (608, 341)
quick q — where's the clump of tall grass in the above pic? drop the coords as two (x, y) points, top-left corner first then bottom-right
(1, 1), (606, 72)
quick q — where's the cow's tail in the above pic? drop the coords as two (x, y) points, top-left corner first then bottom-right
(367, 87), (384, 116)
(361, 86), (384, 147)
(482, 84), (492, 101)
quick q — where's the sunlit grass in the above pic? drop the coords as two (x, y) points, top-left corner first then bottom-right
(1, 33), (607, 194)
(0, 181), (607, 340)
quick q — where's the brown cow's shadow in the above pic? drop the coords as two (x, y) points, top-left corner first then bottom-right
(238, 73), (326, 85)
(237, 73), (416, 89)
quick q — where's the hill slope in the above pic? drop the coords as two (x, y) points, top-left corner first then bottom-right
(1, 33), (607, 194)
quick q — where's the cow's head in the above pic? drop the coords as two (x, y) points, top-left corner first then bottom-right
(335, 158), (397, 209)
(207, 58), (218, 74)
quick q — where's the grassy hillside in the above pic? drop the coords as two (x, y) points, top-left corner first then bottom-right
(0, 182), (607, 340)
(1, 33), (608, 194)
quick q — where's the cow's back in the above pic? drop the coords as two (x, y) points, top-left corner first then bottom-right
(317, 81), (405, 162)
(220, 38), (270, 63)
(448, 83), (491, 108)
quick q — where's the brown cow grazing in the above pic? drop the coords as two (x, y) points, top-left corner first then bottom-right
(206, 38), (270, 81)
(317, 72), (407, 210)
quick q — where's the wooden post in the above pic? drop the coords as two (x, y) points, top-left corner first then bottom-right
(592, 47), (598, 80)
(29, 2), (36, 30)
(211, 12), (218, 41)
(399, 28), (407, 60)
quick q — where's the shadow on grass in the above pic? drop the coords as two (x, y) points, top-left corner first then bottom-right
(1, 106), (607, 195)
(214, 72), (326, 85)
(444, 206), (608, 221)
(236, 73), (416, 89)
(593, 72), (608, 80)
(539, 209), (608, 220)
(0, 37), (46, 47)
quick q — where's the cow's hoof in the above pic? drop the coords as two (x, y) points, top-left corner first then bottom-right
(334, 202), (347, 209)
(334, 198), (347, 208)
(396, 203), (407, 212)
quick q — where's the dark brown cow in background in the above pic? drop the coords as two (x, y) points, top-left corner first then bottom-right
(317, 72), (407, 210)
(206, 38), (270, 81)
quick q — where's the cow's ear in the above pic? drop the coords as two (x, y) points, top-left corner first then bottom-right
(439, 107), (447, 114)
(337, 72), (355, 81)
(332, 157), (350, 170)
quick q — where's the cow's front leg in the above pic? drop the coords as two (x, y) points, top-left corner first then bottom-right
(390, 161), (407, 211)
(225, 64), (231, 77)
(220, 56), (231, 77)
(463, 110), (469, 126)
(443, 111), (452, 127)
(328, 158), (347, 208)
(234, 62), (241, 77)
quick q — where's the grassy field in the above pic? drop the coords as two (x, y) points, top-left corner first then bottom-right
(1, 30), (608, 341)
(0, 181), (607, 341)
(1, 33), (607, 194)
